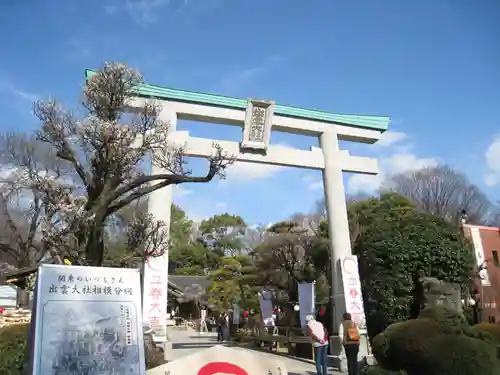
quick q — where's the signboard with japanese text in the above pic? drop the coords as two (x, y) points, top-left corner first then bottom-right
(340, 256), (366, 333)
(31, 264), (145, 375)
(147, 345), (287, 375)
(142, 252), (168, 341)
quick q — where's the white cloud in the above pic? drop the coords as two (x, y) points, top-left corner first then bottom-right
(347, 152), (438, 194)
(226, 162), (281, 181)
(172, 185), (192, 197)
(0, 80), (39, 103)
(303, 131), (437, 194)
(104, 0), (168, 26)
(216, 55), (284, 95)
(104, 0), (222, 27)
(301, 174), (323, 191)
(376, 131), (408, 148)
(223, 144), (291, 182)
(308, 180), (323, 191)
(484, 137), (500, 187)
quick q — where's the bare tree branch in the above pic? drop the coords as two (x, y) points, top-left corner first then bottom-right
(25, 62), (234, 266)
(383, 165), (499, 225)
(0, 132), (67, 267)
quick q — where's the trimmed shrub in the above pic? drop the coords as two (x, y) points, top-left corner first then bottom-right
(371, 332), (391, 368)
(381, 318), (454, 370)
(416, 334), (498, 375)
(362, 366), (407, 375)
(0, 324), (29, 375)
(468, 326), (499, 347)
(419, 305), (469, 333)
(474, 323), (500, 342)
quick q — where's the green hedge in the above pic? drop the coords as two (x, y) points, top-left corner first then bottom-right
(0, 324), (28, 375)
(370, 306), (500, 375)
(362, 366), (407, 375)
(0, 323), (162, 372)
(474, 323), (500, 342)
(417, 334), (499, 375)
(419, 305), (469, 333)
(377, 318), (454, 371)
(370, 332), (391, 368)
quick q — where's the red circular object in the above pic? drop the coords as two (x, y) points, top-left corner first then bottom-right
(0, 307), (4, 314)
(197, 362), (249, 375)
(243, 311), (249, 317)
(319, 307), (325, 316)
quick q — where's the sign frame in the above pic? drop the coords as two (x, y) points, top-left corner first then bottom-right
(31, 264), (146, 375)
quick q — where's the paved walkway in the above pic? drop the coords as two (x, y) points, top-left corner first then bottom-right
(164, 327), (341, 375)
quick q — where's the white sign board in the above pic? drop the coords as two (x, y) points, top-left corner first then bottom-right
(147, 345), (287, 375)
(143, 253), (169, 341)
(340, 256), (367, 333)
(32, 264), (146, 375)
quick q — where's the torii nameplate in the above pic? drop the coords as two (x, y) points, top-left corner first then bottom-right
(240, 99), (274, 152)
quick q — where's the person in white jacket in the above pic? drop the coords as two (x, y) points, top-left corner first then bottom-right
(305, 315), (329, 375)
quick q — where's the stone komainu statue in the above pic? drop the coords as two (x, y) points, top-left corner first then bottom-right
(411, 273), (461, 317)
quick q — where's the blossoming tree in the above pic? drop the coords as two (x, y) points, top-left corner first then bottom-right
(24, 62), (232, 267)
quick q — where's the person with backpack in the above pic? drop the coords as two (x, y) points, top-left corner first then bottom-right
(305, 314), (329, 375)
(341, 312), (361, 375)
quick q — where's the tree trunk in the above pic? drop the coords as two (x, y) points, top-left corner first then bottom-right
(83, 214), (106, 266)
(16, 288), (30, 309)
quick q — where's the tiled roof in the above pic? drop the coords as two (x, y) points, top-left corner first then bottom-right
(169, 275), (210, 291)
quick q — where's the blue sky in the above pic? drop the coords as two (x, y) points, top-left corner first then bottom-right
(0, 0), (499, 225)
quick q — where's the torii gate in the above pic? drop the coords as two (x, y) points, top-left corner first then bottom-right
(85, 69), (390, 347)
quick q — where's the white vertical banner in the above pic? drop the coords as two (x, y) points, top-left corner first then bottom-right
(470, 227), (491, 286)
(142, 253), (168, 341)
(340, 256), (367, 333)
(258, 291), (274, 326)
(233, 304), (240, 325)
(143, 123), (175, 342)
(298, 282), (316, 327)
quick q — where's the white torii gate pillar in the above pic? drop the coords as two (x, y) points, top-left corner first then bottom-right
(319, 130), (354, 333)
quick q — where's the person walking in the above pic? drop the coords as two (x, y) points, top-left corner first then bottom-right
(216, 313), (225, 342)
(222, 311), (230, 341)
(305, 314), (329, 375)
(341, 313), (361, 375)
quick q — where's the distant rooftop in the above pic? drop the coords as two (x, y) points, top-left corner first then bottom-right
(169, 275), (210, 290)
(85, 69), (390, 132)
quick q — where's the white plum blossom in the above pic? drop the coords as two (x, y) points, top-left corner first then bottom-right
(23, 62), (234, 266)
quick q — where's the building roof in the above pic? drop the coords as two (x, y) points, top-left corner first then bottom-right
(168, 275), (211, 291)
(85, 69), (390, 132)
(1, 265), (210, 298)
